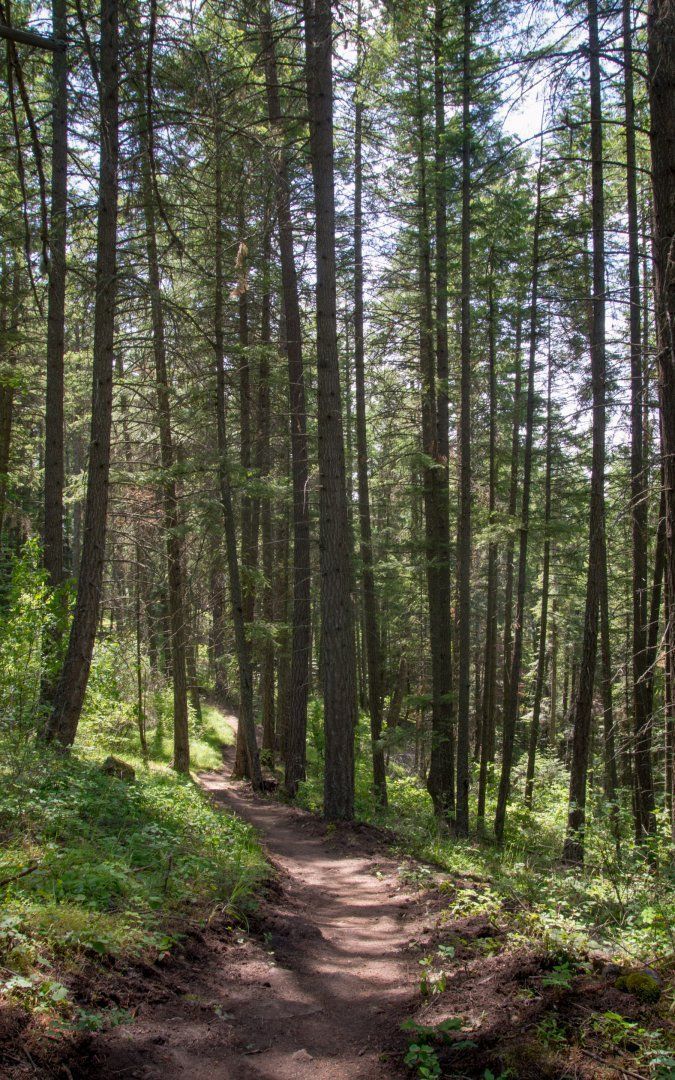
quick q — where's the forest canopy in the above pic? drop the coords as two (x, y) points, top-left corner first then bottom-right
(1, 0), (675, 1070)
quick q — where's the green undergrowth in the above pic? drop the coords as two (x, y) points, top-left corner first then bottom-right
(0, 544), (264, 1029)
(0, 711), (265, 1026)
(297, 711), (675, 970)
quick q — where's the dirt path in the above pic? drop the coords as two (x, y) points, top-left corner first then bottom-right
(76, 720), (422, 1079)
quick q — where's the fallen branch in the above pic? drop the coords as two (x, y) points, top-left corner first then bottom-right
(0, 862), (39, 889)
(579, 1047), (648, 1080)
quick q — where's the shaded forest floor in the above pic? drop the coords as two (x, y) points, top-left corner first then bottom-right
(3, 711), (674, 1079)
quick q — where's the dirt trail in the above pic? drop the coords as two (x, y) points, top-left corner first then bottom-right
(77, 718), (422, 1079)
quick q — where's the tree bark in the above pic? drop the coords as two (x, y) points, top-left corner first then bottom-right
(647, 0), (675, 800)
(131, 23), (190, 773)
(213, 116), (262, 792)
(232, 214), (258, 779)
(43, 0), (68, 593)
(0, 266), (19, 544)
(353, 2), (387, 808)
(524, 338), (553, 808)
(622, 0), (653, 833)
(210, 557), (229, 700)
(477, 270), (498, 830)
(46, 0), (119, 746)
(260, 3), (311, 796)
(455, 0), (472, 837)
(413, 55), (455, 819)
(259, 225), (276, 765)
(501, 314), (523, 732)
(563, 0), (608, 863)
(494, 155), (543, 843)
(303, 0), (357, 820)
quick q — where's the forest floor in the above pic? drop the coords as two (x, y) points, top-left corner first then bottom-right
(63, 712), (421, 1078)
(4, 710), (674, 1079)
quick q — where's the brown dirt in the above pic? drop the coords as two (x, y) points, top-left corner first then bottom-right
(3, 716), (671, 1079)
(61, 730), (427, 1079)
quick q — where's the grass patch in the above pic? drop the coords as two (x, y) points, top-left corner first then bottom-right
(297, 712), (675, 967)
(0, 718), (266, 1023)
(144, 702), (236, 771)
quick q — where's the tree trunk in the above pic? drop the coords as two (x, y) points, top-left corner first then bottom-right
(303, 0), (357, 820)
(412, 51), (455, 820)
(387, 656), (407, 731)
(524, 338), (553, 808)
(233, 213), (257, 779)
(210, 558), (229, 701)
(549, 591), (558, 745)
(477, 270), (498, 830)
(213, 116), (262, 793)
(454, 0), (472, 837)
(665, 578), (674, 839)
(622, 0), (653, 833)
(132, 29), (190, 773)
(598, 536), (618, 801)
(275, 501), (292, 759)
(259, 225), (276, 766)
(645, 485), (666, 722)
(353, 3), (387, 808)
(43, 0), (68, 592)
(0, 266), (19, 544)
(647, 0), (675, 806)
(260, 3), (311, 796)
(494, 154), (543, 843)
(46, 0), (119, 746)
(501, 314), (523, 731)
(563, 0), (607, 863)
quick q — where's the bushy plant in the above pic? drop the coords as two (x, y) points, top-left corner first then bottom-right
(0, 540), (68, 756)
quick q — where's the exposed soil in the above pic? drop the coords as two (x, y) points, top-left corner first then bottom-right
(62, 723), (426, 1079)
(2, 715), (671, 1079)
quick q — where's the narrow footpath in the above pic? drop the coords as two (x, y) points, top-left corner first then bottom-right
(77, 718), (422, 1078)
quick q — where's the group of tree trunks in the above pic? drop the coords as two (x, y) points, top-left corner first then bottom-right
(1, 0), (674, 850)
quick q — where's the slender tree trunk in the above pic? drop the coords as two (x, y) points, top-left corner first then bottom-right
(233, 217), (257, 779)
(275, 500), (292, 759)
(494, 155), (543, 843)
(210, 558), (228, 701)
(43, 0), (67, 591)
(46, 0), (119, 746)
(598, 536), (618, 800)
(387, 656), (407, 731)
(549, 590), (558, 745)
(647, 0), (675, 795)
(213, 117), (262, 792)
(665, 578), (674, 839)
(426, 0), (455, 820)
(455, 0), (472, 837)
(135, 552), (148, 760)
(524, 339), (553, 808)
(413, 57), (455, 818)
(645, 485), (666, 720)
(259, 226), (276, 765)
(622, 0), (654, 834)
(115, 314), (148, 760)
(563, 0), (607, 863)
(501, 314), (523, 731)
(0, 266), (19, 544)
(477, 271), (498, 829)
(238, 215), (257, 628)
(353, 9), (387, 807)
(303, 0), (357, 820)
(132, 36), (190, 773)
(260, 4), (311, 796)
